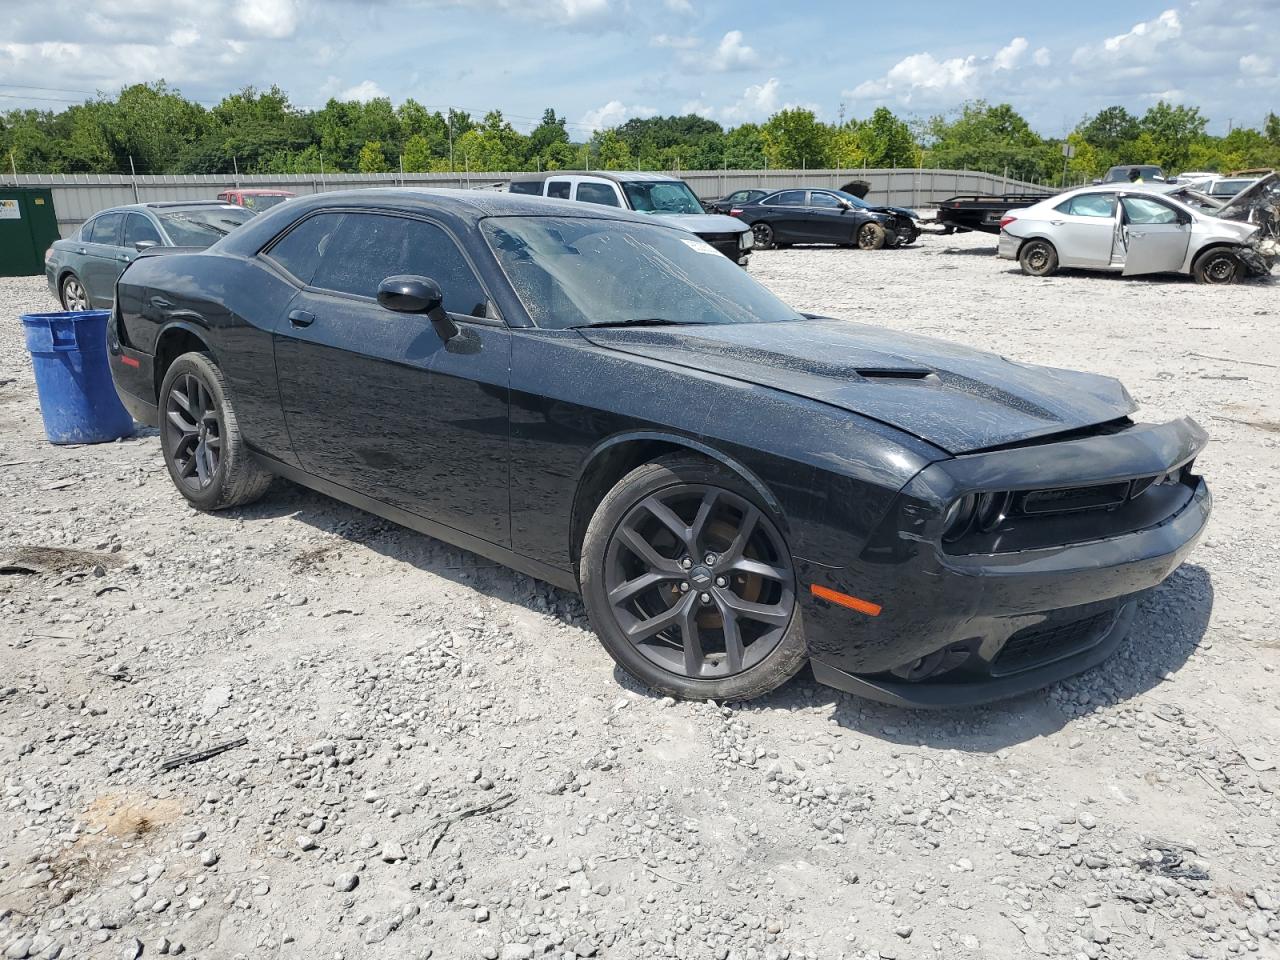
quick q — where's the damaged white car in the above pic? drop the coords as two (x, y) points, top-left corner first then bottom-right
(999, 174), (1278, 284)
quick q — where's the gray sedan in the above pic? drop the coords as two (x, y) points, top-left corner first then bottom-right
(45, 202), (253, 310)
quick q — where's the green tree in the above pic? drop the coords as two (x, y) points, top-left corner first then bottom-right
(357, 140), (391, 173)
(723, 124), (766, 168)
(594, 129), (634, 170)
(1267, 112), (1280, 146)
(401, 133), (433, 172)
(1138, 101), (1206, 171)
(1077, 106), (1141, 153)
(926, 101), (1055, 180)
(761, 108), (832, 168)
(854, 107), (917, 167)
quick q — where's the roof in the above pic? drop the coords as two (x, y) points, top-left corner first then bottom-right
(219, 188), (296, 196)
(508, 170), (683, 185)
(89, 200), (245, 215)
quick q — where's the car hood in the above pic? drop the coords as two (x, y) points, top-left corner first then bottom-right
(1214, 172), (1278, 224)
(869, 205), (920, 220)
(646, 212), (750, 235)
(579, 319), (1137, 455)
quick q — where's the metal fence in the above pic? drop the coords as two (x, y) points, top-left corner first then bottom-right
(9, 168), (1052, 237)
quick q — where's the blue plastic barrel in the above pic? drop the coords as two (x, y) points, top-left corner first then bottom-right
(20, 311), (136, 445)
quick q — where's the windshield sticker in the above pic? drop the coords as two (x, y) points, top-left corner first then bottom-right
(680, 237), (720, 256)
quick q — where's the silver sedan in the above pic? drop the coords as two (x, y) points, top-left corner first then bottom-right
(998, 180), (1276, 284)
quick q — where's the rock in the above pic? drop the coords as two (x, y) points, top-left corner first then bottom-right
(1253, 889), (1277, 912)
(381, 841), (407, 862)
(297, 836), (317, 852)
(200, 685), (231, 718)
(4, 938), (32, 960)
(336, 872), (359, 893)
(501, 946), (535, 960)
(199, 850), (218, 867)
(474, 907), (490, 922)
(120, 940), (143, 960)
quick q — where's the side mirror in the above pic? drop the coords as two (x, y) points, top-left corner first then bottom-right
(377, 275), (458, 340)
(134, 240), (158, 252)
(838, 198), (852, 210)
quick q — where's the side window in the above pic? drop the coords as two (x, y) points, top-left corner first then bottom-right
(769, 190), (805, 206)
(729, 191), (748, 202)
(808, 192), (841, 209)
(124, 213), (163, 247)
(88, 212), (123, 245)
(546, 180), (572, 199)
(1063, 194), (1116, 218)
(575, 182), (621, 207)
(509, 181), (542, 195)
(310, 214), (488, 317)
(265, 213), (346, 286)
(1121, 196), (1179, 225)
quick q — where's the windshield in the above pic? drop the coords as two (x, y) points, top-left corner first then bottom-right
(242, 194), (291, 211)
(482, 216), (803, 330)
(1104, 165), (1163, 182)
(831, 190), (871, 209)
(620, 180), (704, 215)
(159, 207), (253, 246)
(1167, 187), (1222, 214)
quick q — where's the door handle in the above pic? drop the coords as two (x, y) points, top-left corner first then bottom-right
(117, 255), (131, 262)
(149, 296), (173, 310)
(77, 248), (87, 255)
(288, 309), (316, 328)
(1130, 231), (1146, 239)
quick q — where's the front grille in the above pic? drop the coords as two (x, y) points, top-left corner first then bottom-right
(991, 611), (1116, 677)
(704, 237), (742, 259)
(1021, 481), (1132, 514)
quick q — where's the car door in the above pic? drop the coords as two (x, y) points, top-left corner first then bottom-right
(573, 180), (624, 208)
(1118, 195), (1192, 276)
(80, 211), (126, 307)
(269, 211), (513, 546)
(806, 191), (852, 243)
(122, 212), (163, 261)
(762, 190), (808, 242)
(1048, 193), (1119, 268)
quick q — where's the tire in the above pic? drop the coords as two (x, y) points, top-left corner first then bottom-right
(856, 222), (887, 250)
(60, 274), (89, 311)
(580, 455), (807, 701)
(1192, 247), (1243, 285)
(158, 352), (274, 511)
(1018, 239), (1059, 277)
(751, 222), (776, 250)
(897, 223), (919, 246)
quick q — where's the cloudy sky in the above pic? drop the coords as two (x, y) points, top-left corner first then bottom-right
(1, 0), (1275, 135)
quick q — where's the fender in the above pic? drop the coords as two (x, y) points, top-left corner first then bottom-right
(576, 429), (787, 524)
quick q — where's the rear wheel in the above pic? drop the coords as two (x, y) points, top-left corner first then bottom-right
(752, 222), (776, 250)
(60, 274), (88, 311)
(159, 352), (273, 511)
(1192, 248), (1243, 285)
(856, 222), (887, 250)
(1019, 239), (1059, 277)
(580, 455), (806, 701)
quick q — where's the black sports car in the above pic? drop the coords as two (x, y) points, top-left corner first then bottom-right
(731, 189), (920, 250)
(704, 188), (767, 214)
(108, 189), (1211, 707)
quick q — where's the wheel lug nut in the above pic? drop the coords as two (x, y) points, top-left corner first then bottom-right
(704, 553), (717, 565)
(680, 557), (693, 569)
(699, 592), (712, 604)
(715, 576), (727, 588)
(679, 582), (689, 592)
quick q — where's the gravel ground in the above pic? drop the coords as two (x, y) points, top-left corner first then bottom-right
(1, 230), (1278, 960)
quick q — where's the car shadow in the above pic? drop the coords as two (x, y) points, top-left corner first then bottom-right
(219, 481), (1212, 752)
(936, 244), (999, 256)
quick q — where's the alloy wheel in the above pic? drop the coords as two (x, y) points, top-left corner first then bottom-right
(164, 373), (222, 490)
(603, 485), (795, 680)
(62, 277), (88, 311)
(752, 222), (774, 248)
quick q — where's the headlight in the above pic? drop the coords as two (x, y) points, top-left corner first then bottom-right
(740, 230), (754, 250)
(941, 493), (978, 542)
(975, 492), (1011, 532)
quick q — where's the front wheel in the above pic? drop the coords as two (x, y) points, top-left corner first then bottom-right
(1019, 239), (1059, 277)
(60, 274), (88, 311)
(159, 352), (274, 511)
(580, 455), (807, 701)
(1192, 248), (1243, 285)
(856, 222), (887, 250)
(897, 223), (919, 246)
(751, 222), (776, 250)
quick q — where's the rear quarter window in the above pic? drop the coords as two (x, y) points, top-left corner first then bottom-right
(509, 181), (543, 195)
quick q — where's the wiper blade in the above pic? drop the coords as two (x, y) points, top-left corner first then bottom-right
(569, 317), (703, 329)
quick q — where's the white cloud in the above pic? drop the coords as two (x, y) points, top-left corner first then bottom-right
(850, 52), (980, 102)
(706, 30), (761, 72)
(652, 33), (698, 49)
(720, 77), (781, 123)
(1072, 8), (1181, 67)
(663, 0), (692, 10)
(580, 99), (657, 131)
(1033, 46), (1051, 67)
(993, 37), (1028, 71)
(234, 0), (300, 39)
(1239, 53), (1272, 76)
(338, 80), (387, 102)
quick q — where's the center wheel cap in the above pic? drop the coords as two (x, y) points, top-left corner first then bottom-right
(689, 565), (714, 588)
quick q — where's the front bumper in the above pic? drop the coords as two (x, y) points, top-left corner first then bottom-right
(802, 418), (1212, 708)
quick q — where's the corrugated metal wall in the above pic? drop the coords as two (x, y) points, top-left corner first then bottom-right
(10, 169), (1050, 237)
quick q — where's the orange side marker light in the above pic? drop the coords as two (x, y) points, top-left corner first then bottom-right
(810, 584), (882, 617)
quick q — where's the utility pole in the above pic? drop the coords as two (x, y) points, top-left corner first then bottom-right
(9, 149), (16, 181)
(448, 111), (455, 172)
(232, 154), (240, 187)
(129, 155), (139, 202)
(399, 154), (405, 185)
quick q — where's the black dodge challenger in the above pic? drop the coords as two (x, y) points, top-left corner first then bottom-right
(108, 189), (1211, 707)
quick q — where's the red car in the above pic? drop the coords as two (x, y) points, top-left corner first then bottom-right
(216, 189), (296, 213)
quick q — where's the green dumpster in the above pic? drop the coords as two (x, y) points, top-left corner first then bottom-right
(0, 187), (61, 278)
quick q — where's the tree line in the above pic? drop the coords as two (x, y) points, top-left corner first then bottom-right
(3, 81), (1278, 182)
